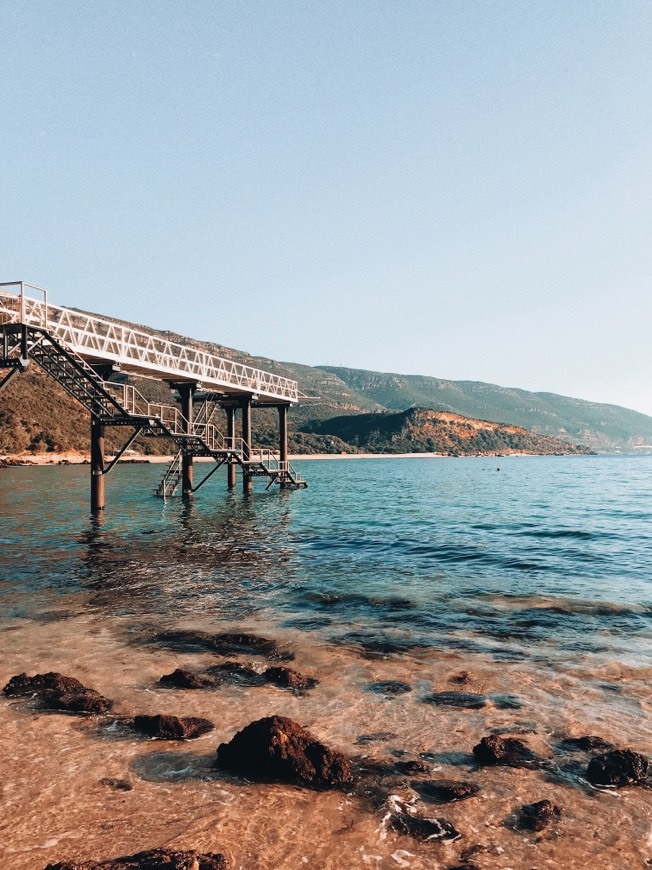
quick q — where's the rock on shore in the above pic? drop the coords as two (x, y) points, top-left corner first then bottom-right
(586, 749), (649, 787)
(215, 715), (353, 789)
(3, 672), (112, 714)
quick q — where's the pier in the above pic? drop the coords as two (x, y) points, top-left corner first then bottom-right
(0, 281), (307, 509)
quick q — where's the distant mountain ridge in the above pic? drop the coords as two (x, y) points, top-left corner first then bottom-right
(317, 367), (652, 453)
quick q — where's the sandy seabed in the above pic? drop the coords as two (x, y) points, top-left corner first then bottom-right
(0, 604), (650, 870)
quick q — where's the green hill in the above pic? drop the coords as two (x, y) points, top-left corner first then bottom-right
(302, 408), (592, 456)
(317, 367), (652, 453)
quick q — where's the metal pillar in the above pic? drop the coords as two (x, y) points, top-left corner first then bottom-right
(278, 403), (289, 488)
(226, 406), (237, 491)
(90, 417), (105, 511)
(241, 395), (253, 493)
(178, 383), (196, 497)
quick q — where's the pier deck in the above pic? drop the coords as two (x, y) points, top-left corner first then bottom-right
(0, 281), (307, 507)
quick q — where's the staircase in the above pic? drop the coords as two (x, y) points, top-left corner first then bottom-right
(1, 308), (307, 494)
(156, 450), (183, 498)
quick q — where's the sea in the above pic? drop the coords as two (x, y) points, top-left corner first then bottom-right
(0, 455), (650, 869)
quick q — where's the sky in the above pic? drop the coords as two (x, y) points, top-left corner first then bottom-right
(2, 1), (652, 414)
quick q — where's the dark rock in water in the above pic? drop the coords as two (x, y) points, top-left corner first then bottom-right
(394, 759), (431, 775)
(4, 672), (87, 697)
(586, 749), (649, 787)
(44, 847), (228, 868)
(158, 669), (218, 690)
(206, 661), (264, 686)
(473, 734), (541, 768)
(133, 714), (214, 740)
(448, 671), (470, 685)
(211, 632), (292, 660)
(99, 777), (133, 792)
(517, 799), (561, 831)
(215, 715), (353, 789)
(560, 735), (616, 753)
(41, 688), (112, 714)
(446, 844), (487, 870)
(153, 630), (293, 661)
(368, 680), (412, 696)
(152, 630), (216, 653)
(491, 694), (523, 710)
(423, 691), (487, 709)
(388, 798), (461, 843)
(414, 778), (481, 803)
(356, 731), (398, 745)
(262, 666), (318, 691)
(3, 672), (112, 714)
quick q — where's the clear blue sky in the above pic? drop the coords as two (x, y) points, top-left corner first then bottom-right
(2, 1), (651, 414)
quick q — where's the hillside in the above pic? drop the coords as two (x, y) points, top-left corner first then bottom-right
(1, 307), (651, 455)
(318, 367), (652, 453)
(303, 408), (592, 456)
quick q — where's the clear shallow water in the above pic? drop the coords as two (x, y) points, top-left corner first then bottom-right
(1, 455), (651, 666)
(1, 455), (651, 870)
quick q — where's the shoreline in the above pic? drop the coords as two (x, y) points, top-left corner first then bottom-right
(1, 450), (603, 467)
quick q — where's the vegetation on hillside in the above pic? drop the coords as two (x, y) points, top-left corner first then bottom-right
(303, 408), (592, 456)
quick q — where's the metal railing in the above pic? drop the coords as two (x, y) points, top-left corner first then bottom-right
(0, 281), (298, 402)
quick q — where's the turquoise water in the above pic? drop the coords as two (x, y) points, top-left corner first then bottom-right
(1, 455), (651, 668)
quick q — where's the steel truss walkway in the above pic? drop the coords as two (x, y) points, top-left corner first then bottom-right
(0, 281), (307, 508)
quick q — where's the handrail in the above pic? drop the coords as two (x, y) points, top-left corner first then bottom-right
(0, 282), (298, 402)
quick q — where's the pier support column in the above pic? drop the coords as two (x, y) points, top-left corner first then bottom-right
(178, 384), (196, 498)
(90, 417), (105, 512)
(278, 404), (289, 489)
(225, 406), (237, 491)
(241, 396), (253, 494)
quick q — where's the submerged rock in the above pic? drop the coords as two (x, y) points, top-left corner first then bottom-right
(517, 799), (561, 831)
(153, 630), (293, 660)
(133, 714), (214, 740)
(423, 691), (487, 709)
(414, 779), (481, 803)
(3, 672), (112, 714)
(393, 759), (431, 775)
(387, 797), (461, 843)
(560, 735), (616, 753)
(158, 669), (219, 689)
(368, 680), (412, 696)
(44, 847), (228, 868)
(211, 632), (291, 659)
(262, 666), (318, 691)
(206, 661), (264, 686)
(472, 735), (541, 768)
(356, 731), (398, 745)
(586, 749), (649, 787)
(215, 715), (353, 789)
